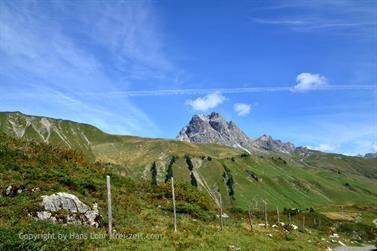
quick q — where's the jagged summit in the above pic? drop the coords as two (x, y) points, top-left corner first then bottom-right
(177, 112), (252, 150)
(177, 112), (296, 153)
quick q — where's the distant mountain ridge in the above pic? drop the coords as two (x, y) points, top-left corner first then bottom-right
(0, 111), (113, 158)
(177, 112), (296, 153)
(1, 111), (377, 210)
(364, 152), (377, 158)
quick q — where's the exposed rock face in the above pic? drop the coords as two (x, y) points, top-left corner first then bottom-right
(0, 111), (101, 151)
(33, 192), (101, 227)
(251, 134), (296, 153)
(177, 112), (252, 150)
(364, 152), (377, 159)
(41, 192), (90, 212)
(177, 112), (296, 153)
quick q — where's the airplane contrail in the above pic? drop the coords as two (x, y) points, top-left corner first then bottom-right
(81, 85), (375, 97)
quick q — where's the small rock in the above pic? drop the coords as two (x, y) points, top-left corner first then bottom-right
(85, 203), (100, 227)
(267, 233), (273, 238)
(37, 211), (51, 220)
(4, 185), (25, 197)
(216, 213), (229, 218)
(32, 187), (41, 193)
(329, 233), (339, 238)
(5, 186), (14, 196)
(228, 245), (241, 251)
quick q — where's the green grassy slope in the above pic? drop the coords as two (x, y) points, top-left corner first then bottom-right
(1, 111), (376, 211)
(87, 137), (377, 210)
(1, 133), (376, 250)
(0, 111), (122, 159)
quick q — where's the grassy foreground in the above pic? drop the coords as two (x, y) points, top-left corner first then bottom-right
(1, 133), (376, 250)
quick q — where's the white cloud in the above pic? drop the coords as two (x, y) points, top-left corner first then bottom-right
(292, 72), (328, 91)
(234, 103), (251, 116)
(185, 92), (226, 111)
(307, 143), (339, 152)
(372, 143), (377, 152)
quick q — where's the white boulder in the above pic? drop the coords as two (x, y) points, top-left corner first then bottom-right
(34, 192), (100, 227)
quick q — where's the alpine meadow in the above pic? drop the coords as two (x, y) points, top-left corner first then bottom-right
(0, 1), (376, 251)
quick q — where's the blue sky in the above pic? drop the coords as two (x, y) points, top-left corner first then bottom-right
(0, 0), (376, 155)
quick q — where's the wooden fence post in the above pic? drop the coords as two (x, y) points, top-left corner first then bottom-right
(248, 205), (253, 231)
(276, 207), (280, 225)
(219, 193), (224, 231)
(106, 175), (112, 238)
(263, 200), (268, 228)
(171, 177), (177, 232)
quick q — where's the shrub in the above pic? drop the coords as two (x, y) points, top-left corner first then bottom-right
(150, 162), (157, 186)
(174, 201), (212, 220)
(152, 182), (212, 211)
(185, 155), (194, 171)
(165, 156), (176, 183)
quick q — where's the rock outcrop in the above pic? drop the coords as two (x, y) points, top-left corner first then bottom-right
(177, 112), (296, 153)
(32, 192), (101, 227)
(177, 112), (252, 150)
(364, 152), (377, 159)
(251, 134), (296, 153)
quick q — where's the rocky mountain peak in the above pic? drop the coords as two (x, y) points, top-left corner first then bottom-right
(209, 112), (221, 119)
(257, 134), (273, 141)
(176, 113), (251, 150)
(177, 113), (296, 154)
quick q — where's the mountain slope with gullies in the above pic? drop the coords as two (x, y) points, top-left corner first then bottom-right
(0, 111), (376, 210)
(0, 111), (116, 159)
(177, 112), (296, 153)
